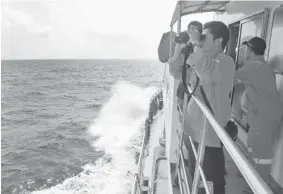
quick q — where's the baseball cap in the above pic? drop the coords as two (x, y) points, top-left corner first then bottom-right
(242, 37), (266, 55)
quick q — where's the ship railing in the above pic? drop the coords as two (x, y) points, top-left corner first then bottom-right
(131, 129), (148, 194)
(174, 84), (275, 194)
(131, 90), (164, 194)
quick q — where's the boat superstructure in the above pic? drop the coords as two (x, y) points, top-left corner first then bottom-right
(132, 1), (283, 194)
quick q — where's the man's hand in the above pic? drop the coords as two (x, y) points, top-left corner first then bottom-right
(173, 43), (186, 56)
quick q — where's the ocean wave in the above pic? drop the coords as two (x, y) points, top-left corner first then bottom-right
(31, 81), (157, 194)
(61, 95), (80, 100)
(84, 103), (102, 109)
(19, 108), (39, 114)
(1, 116), (38, 126)
(37, 131), (67, 141)
(2, 151), (18, 160)
(26, 92), (48, 96)
(3, 109), (36, 116)
(56, 121), (86, 130)
(35, 113), (63, 119)
(1, 139), (9, 149)
(38, 142), (64, 150)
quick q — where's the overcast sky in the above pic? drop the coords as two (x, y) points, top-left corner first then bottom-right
(1, 0), (214, 60)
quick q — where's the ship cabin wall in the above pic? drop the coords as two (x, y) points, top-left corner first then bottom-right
(214, 1), (282, 101)
(164, 0), (283, 187)
(214, 1), (283, 187)
(164, 61), (180, 164)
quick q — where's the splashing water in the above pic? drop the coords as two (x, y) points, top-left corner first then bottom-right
(32, 81), (158, 194)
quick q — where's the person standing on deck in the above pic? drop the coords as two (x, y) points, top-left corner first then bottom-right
(185, 21), (235, 194)
(167, 21), (202, 121)
(168, 21), (202, 79)
(233, 37), (283, 193)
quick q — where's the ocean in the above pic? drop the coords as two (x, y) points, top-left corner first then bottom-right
(1, 59), (164, 194)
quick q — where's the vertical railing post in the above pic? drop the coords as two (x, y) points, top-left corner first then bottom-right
(169, 25), (174, 57)
(132, 175), (137, 194)
(177, 1), (181, 35)
(192, 93), (274, 194)
(173, 0), (183, 185)
(191, 115), (209, 194)
(174, 93), (188, 185)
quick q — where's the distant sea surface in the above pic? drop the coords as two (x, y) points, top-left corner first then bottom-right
(1, 59), (164, 194)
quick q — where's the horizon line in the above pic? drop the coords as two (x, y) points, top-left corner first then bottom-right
(1, 57), (158, 61)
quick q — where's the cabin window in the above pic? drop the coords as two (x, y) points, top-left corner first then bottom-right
(229, 11), (269, 128)
(227, 11), (268, 71)
(236, 13), (265, 69)
(241, 18), (262, 40)
(268, 6), (283, 74)
(227, 23), (240, 62)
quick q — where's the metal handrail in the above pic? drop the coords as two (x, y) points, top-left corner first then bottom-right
(131, 174), (139, 194)
(176, 129), (191, 194)
(176, 128), (210, 194)
(132, 90), (164, 194)
(131, 126), (149, 194)
(188, 136), (210, 194)
(175, 92), (211, 194)
(175, 82), (274, 194)
(191, 113), (209, 194)
(169, 1), (274, 192)
(152, 156), (167, 194)
(186, 84), (274, 194)
(177, 170), (184, 194)
(179, 150), (191, 194)
(174, 91), (190, 185)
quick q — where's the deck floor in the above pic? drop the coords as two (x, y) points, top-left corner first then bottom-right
(224, 148), (247, 194)
(144, 112), (249, 194)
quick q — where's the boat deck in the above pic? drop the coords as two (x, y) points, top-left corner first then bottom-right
(224, 147), (247, 194)
(142, 112), (250, 194)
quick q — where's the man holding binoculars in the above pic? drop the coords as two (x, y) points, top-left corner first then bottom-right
(168, 21), (203, 120)
(168, 21), (202, 79)
(169, 21), (236, 194)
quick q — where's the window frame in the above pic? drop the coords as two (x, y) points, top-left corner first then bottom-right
(228, 9), (270, 128)
(226, 9), (270, 69)
(236, 10), (269, 68)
